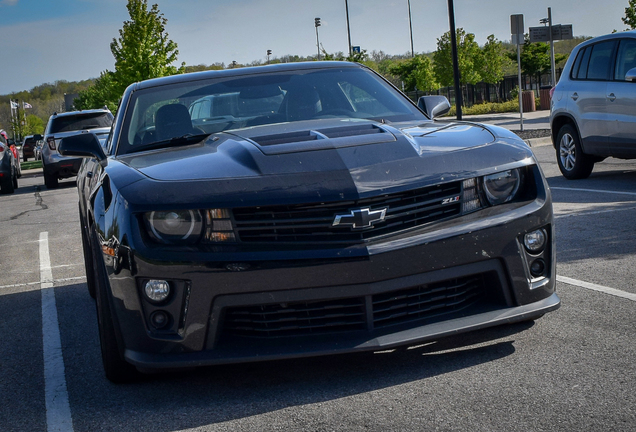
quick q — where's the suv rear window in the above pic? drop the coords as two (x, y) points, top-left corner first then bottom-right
(51, 113), (113, 134)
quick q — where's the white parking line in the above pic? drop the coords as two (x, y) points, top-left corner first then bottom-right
(0, 276), (86, 291)
(551, 187), (636, 197)
(40, 232), (74, 432)
(557, 275), (636, 302)
(555, 205), (636, 219)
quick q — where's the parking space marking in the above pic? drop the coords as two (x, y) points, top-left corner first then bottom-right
(557, 275), (636, 302)
(551, 187), (636, 197)
(555, 205), (636, 219)
(40, 232), (74, 432)
(0, 276), (87, 291)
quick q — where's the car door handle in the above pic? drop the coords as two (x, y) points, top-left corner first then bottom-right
(607, 93), (616, 102)
(571, 92), (578, 101)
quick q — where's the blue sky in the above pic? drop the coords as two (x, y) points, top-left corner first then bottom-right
(0, 0), (630, 95)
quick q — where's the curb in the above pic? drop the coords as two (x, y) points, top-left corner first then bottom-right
(20, 168), (42, 179)
(526, 137), (552, 148)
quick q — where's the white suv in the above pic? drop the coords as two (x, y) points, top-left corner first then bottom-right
(550, 31), (636, 179)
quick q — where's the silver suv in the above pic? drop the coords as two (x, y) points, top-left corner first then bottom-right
(42, 108), (113, 188)
(550, 30), (636, 179)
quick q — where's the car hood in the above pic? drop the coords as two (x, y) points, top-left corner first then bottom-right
(116, 119), (534, 207)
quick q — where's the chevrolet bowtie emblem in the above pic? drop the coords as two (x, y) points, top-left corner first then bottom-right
(332, 207), (387, 229)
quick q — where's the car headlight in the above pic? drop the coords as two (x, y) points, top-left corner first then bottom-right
(144, 210), (203, 244)
(482, 169), (521, 206)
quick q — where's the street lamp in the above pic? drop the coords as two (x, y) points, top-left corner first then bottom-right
(408, 0), (414, 57)
(267, 49), (272, 64)
(315, 17), (321, 60)
(345, 0), (352, 57)
(446, 0), (463, 120)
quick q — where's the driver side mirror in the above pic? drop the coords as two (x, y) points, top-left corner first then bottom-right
(59, 132), (107, 166)
(417, 95), (451, 119)
(625, 67), (636, 82)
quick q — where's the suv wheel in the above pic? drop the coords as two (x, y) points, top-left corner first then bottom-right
(556, 124), (594, 180)
(43, 165), (59, 189)
(1, 171), (15, 194)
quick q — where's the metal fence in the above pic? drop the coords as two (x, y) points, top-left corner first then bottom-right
(405, 68), (564, 107)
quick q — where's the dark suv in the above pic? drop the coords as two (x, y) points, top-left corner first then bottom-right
(42, 108), (113, 188)
(21, 134), (42, 161)
(550, 30), (636, 179)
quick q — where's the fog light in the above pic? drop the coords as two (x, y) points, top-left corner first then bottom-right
(150, 311), (170, 329)
(530, 259), (546, 278)
(524, 229), (547, 253)
(144, 280), (170, 303)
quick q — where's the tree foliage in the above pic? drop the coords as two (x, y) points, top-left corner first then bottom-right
(623, 0), (636, 29)
(478, 35), (511, 85)
(433, 28), (482, 87)
(388, 55), (438, 92)
(508, 36), (567, 86)
(75, 0), (184, 111)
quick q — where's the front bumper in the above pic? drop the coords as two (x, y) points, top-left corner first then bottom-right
(104, 192), (559, 370)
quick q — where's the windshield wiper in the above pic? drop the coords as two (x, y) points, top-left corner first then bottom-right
(134, 133), (212, 153)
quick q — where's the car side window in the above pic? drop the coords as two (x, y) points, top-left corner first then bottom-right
(573, 47), (591, 79)
(614, 38), (636, 80)
(586, 41), (616, 80)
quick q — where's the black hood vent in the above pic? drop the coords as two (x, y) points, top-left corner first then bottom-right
(244, 123), (395, 155)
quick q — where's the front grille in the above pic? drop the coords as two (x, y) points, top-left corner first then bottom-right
(233, 181), (463, 244)
(220, 273), (492, 340)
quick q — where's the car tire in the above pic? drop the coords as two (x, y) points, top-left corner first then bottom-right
(43, 166), (59, 189)
(556, 124), (594, 180)
(91, 229), (141, 383)
(80, 210), (97, 299)
(23, 154), (27, 162)
(12, 170), (18, 189)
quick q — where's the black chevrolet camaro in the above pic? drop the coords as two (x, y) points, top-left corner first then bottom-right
(60, 61), (560, 382)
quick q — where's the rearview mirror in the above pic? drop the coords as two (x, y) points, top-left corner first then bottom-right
(59, 132), (107, 166)
(417, 95), (451, 119)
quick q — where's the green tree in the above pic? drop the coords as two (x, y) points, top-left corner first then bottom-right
(75, 0), (185, 110)
(433, 28), (482, 88)
(388, 55), (438, 92)
(477, 35), (512, 101)
(509, 36), (567, 89)
(623, 0), (636, 29)
(25, 114), (45, 135)
(74, 71), (119, 112)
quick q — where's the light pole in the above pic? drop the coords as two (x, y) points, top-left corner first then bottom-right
(315, 17), (321, 60)
(345, 0), (352, 57)
(447, 0), (463, 120)
(267, 49), (272, 64)
(408, 0), (414, 57)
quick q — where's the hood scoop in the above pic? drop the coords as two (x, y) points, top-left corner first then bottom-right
(237, 123), (396, 155)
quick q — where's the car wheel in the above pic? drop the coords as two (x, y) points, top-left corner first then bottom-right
(80, 210), (97, 299)
(23, 154), (27, 162)
(91, 230), (140, 383)
(556, 124), (594, 180)
(12, 170), (18, 189)
(43, 165), (59, 189)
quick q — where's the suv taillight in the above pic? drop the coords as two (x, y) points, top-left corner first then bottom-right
(47, 137), (56, 151)
(549, 87), (555, 99)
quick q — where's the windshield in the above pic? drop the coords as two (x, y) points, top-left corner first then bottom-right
(117, 66), (425, 155)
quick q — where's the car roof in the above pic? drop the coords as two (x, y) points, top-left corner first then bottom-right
(577, 30), (636, 49)
(50, 108), (111, 119)
(131, 61), (364, 92)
